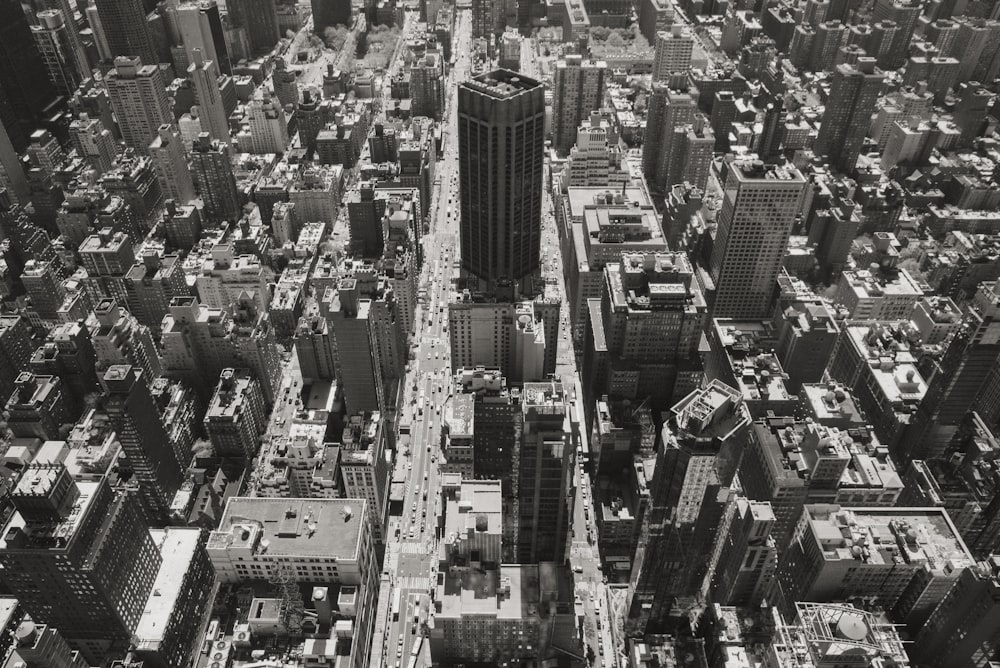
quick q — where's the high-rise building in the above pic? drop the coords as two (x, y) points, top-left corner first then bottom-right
(175, 0), (230, 75)
(472, 0), (503, 38)
(552, 56), (606, 154)
(458, 70), (545, 289)
(709, 159), (806, 318)
(653, 26), (694, 82)
(711, 497), (778, 607)
(207, 497), (377, 668)
(518, 381), (575, 564)
(5, 372), (70, 440)
(106, 56), (173, 153)
(69, 113), (118, 172)
(31, 10), (82, 97)
(323, 277), (384, 415)
(190, 133), (240, 223)
(0, 0), (57, 152)
(627, 381), (750, 635)
(814, 58), (884, 174)
(410, 52), (445, 120)
(778, 505), (973, 625)
(0, 121), (28, 204)
(638, 0), (675, 44)
(244, 91), (289, 154)
(0, 315), (33, 407)
(913, 562), (1000, 667)
(0, 468), (160, 665)
(187, 49), (229, 142)
(312, 0), (351, 32)
(149, 124), (196, 205)
(104, 365), (185, 524)
(871, 0), (920, 68)
(227, 0), (279, 54)
(93, 0), (158, 65)
(204, 368), (267, 459)
(4, 617), (90, 668)
(643, 85), (698, 193)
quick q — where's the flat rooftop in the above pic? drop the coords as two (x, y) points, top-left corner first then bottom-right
(463, 69), (542, 99)
(807, 506), (972, 571)
(134, 528), (202, 647)
(210, 497), (366, 560)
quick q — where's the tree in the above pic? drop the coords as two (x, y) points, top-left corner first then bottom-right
(323, 26), (350, 50)
(606, 31), (626, 48)
(590, 26), (611, 42)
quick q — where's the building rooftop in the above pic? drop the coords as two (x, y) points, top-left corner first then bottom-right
(804, 506), (972, 571)
(209, 497), (366, 560)
(134, 528), (202, 649)
(463, 69), (543, 99)
(445, 393), (474, 438)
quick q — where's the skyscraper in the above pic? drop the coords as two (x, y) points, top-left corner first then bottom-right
(149, 124), (196, 204)
(187, 49), (229, 142)
(813, 58), (884, 174)
(312, 0), (351, 32)
(103, 365), (184, 524)
(31, 10), (82, 97)
(0, 0), (57, 152)
(518, 381), (575, 564)
(93, 0), (158, 65)
(226, 0), (280, 54)
(105, 56), (173, 153)
(175, 0), (230, 74)
(709, 159), (806, 318)
(189, 133), (240, 223)
(0, 465), (161, 664)
(552, 56), (607, 154)
(458, 70), (545, 290)
(653, 26), (694, 82)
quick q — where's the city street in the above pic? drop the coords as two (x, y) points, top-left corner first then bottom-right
(376, 9), (472, 668)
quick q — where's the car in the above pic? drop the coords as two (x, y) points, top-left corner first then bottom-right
(573, 565), (584, 573)
(411, 502), (417, 512)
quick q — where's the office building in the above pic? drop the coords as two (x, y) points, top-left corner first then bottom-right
(5, 372), (70, 440)
(160, 296), (282, 405)
(104, 365), (185, 524)
(175, 0), (230, 75)
(711, 497), (778, 607)
(455, 367), (523, 495)
(770, 603), (910, 667)
(3, 617), (89, 668)
(207, 497), (377, 668)
(190, 133), (241, 223)
(188, 50), (229, 142)
(778, 505), (973, 625)
(518, 381), (575, 564)
(643, 85), (698, 194)
(0, 315), (33, 408)
(814, 59), (885, 174)
(552, 56), (607, 154)
(472, 0), (503, 37)
(339, 412), (391, 543)
(226, 0), (279, 54)
(106, 57), (173, 153)
(93, 0), (158, 65)
(323, 278), (385, 415)
(69, 113), (118, 173)
(149, 125), (196, 205)
(312, 0), (352, 32)
(709, 159), (806, 319)
(653, 26), (694, 82)
(89, 299), (161, 385)
(204, 368), (267, 459)
(0, 0), (57, 152)
(913, 561), (1000, 667)
(129, 527), (216, 668)
(0, 122), (28, 204)
(449, 296), (560, 383)
(244, 91), (289, 154)
(0, 468), (160, 664)
(627, 380), (750, 635)
(563, 113), (630, 189)
(431, 486), (582, 663)
(585, 252), (707, 406)
(410, 53), (445, 120)
(639, 0), (675, 44)
(458, 70), (545, 289)
(31, 10), (81, 97)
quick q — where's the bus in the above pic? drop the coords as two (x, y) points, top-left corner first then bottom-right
(391, 589), (402, 622)
(417, 398), (425, 415)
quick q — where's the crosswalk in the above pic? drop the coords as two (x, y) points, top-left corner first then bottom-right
(397, 575), (431, 590)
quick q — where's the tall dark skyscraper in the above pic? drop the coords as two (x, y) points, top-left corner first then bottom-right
(814, 57), (884, 173)
(228, 0), (280, 54)
(93, 0), (158, 65)
(0, 466), (161, 664)
(458, 69), (544, 290)
(312, 0), (352, 32)
(103, 365), (184, 524)
(0, 0), (58, 152)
